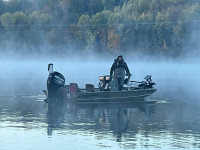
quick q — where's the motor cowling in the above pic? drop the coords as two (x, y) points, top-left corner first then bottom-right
(47, 71), (65, 99)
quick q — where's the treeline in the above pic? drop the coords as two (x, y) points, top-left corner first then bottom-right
(0, 0), (200, 56)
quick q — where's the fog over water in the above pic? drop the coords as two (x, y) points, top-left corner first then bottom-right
(1, 0), (200, 149)
(0, 56), (200, 150)
(0, 56), (199, 101)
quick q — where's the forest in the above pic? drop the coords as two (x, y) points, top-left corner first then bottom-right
(0, 0), (200, 57)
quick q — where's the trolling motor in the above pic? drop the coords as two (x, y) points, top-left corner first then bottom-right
(138, 75), (155, 88)
(46, 64), (65, 100)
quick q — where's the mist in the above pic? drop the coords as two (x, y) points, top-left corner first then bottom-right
(0, 0), (199, 128)
(1, 57), (199, 104)
(1, 1), (200, 150)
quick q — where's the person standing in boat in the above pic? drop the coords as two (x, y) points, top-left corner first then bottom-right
(110, 56), (131, 91)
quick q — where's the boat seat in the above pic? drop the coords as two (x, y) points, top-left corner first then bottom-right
(86, 84), (95, 92)
(70, 83), (78, 93)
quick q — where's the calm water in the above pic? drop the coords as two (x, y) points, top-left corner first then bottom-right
(0, 61), (200, 150)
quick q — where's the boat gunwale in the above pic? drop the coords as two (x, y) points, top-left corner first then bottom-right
(76, 88), (157, 101)
(76, 93), (155, 101)
(77, 88), (157, 94)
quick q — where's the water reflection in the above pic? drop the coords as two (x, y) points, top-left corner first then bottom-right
(47, 99), (67, 135)
(46, 99), (156, 140)
(1, 95), (200, 149)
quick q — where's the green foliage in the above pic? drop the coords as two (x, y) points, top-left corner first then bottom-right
(102, 0), (116, 10)
(77, 15), (94, 48)
(38, 13), (52, 25)
(78, 15), (90, 27)
(12, 12), (30, 29)
(107, 29), (120, 50)
(0, 13), (13, 29)
(91, 10), (110, 33)
(0, 0), (200, 55)
(174, 4), (200, 48)
(29, 11), (40, 25)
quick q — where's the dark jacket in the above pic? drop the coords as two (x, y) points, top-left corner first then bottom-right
(110, 59), (130, 78)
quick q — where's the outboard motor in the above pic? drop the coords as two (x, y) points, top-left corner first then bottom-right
(47, 64), (65, 100)
(139, 75), (155, 88)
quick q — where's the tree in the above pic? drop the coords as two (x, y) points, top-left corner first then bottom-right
(91, 10), (110, 51)
(88, 0), (104, 15)
(29, 11), (40, 25)
(0, 13), (13, 30)
(12, 12), (30, 31)
(174, 4), (200, 49)
(107, 29), (120, 50)
(91, 10), (110, 33)
(154, 12), (169, 49)
(39, 13), (52, 25)
(102, 0), (116, 10)
(77, 15), (94, 49)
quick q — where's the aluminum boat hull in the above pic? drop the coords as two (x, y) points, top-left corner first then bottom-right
(75, 88), (157, 103)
